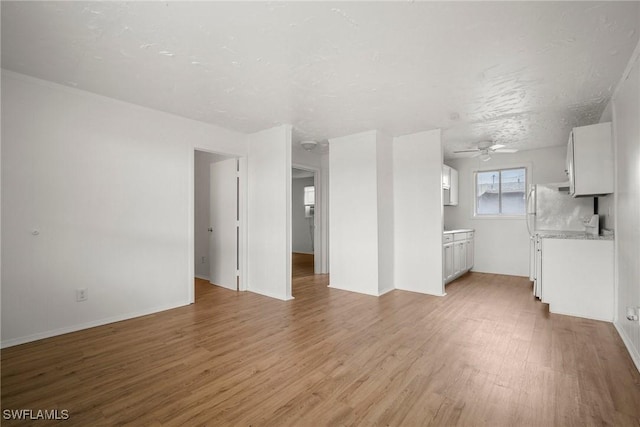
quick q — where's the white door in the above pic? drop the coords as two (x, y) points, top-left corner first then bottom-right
(209, 158), (238, 291)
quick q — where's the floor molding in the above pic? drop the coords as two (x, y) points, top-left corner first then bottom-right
(614, 320), (640, 373)
(1, 301), (189, 348)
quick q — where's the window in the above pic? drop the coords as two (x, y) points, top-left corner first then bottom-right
(304, 186), (315, 218)
(303, 186), (315, 206)
(474, 167), (526, 216)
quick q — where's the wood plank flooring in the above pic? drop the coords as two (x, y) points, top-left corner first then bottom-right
(2, 269), (640, 426)
(291, 252), (314, 277)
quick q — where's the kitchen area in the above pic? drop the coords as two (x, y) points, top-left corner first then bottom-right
(442, 164), (475, 285)
(443, 122), (616, 322)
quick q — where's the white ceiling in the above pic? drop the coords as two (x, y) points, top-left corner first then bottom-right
(2, 2), (638, 158)
(292, 168), (315, 179)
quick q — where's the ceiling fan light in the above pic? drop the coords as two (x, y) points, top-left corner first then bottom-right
(479, 152), (491, 162)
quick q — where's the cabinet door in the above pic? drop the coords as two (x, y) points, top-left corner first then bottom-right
(529, 236), (536, 282)
(443, 243), (454, 282)
(567, 133), (575, 196)
(541, 238), (614, 321)
(571, 123), (613, 196)
(466, 238), (474, 270)
(442, 165), (451, 189)
(449, 168), (459, 206)
(453, 242), (466, 276)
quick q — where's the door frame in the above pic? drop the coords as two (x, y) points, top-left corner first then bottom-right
(189, 148), (248, 304)
(292, 163), (327, 275)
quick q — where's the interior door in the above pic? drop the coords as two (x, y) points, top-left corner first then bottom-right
(209, 158), (238, 291)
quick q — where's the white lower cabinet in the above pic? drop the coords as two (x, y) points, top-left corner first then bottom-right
(541, 238), (614, 321)
(535, 236), (544, 301)
(465, 237), (474, 270)
(444, 230), (474, 285)
(443, 242), (454, 282)
(453, 241), (466, 276)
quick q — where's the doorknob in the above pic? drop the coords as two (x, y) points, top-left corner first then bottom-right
(208, 227), (213, 232)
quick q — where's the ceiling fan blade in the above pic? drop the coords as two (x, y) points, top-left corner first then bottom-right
(494, 148), (518, 153)
(453, 149), (481, 153)
(489, 144), (505, 150)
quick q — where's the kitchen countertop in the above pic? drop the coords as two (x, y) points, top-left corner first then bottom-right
(537, 230), (614, 240)
(444, 229), (474, 235)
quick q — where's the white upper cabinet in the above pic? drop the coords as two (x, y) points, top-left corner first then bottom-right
(566, 122), (613, 197)
(442, 164), (458, 206)
(442, 165), (451, 190)
(449, 168), (459, 206)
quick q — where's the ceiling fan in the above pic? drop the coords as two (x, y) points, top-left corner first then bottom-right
(453, 141), (518, 161)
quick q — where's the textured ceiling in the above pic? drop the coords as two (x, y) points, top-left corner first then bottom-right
(2, 1), (638, 158)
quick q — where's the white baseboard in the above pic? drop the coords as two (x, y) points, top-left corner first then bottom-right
(549, 307), (613, 323)
(248, 288), (294, 301)
(395, 285), (447, 297)
(328, 283), (379, 297)
(378, 287), (395, 296)
(614, 320), (640, 373)
(0, 301), (189, 349)
(211, 282), (237, 292)
(195, 274), (210, 281)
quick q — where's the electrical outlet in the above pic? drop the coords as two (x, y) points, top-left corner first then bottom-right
(201, 256), (206, 264)
(76, 288), (88, 302)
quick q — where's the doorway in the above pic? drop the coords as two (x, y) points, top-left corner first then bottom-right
(194, 150), (243, 302)
(292, 167), (316, 279)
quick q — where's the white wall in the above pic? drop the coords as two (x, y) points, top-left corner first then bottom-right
(329, 129), (443, 297)
(1, 71), (246, 347)
(444, 146), (567, 276)
(247, 125), (293, 300)
(292, 176), (314, 254)
(599, 194), (615, 231)
(610, 46), (640, 370)
(376, 133), (395, 295)
(194, 151), (230, 279)
(598, 102), (615, 230)
(393, 129), (445, 296)
(329, 131), (381, 296)
(320, 153), (330, 274)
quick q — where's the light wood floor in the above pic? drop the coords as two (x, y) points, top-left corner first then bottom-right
(2, 268), (640, 426)
(292, 252), (314, 277)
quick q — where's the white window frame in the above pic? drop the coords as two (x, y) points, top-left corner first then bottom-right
(303, 185), (315, 206)
(473, 166), (528, 219)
